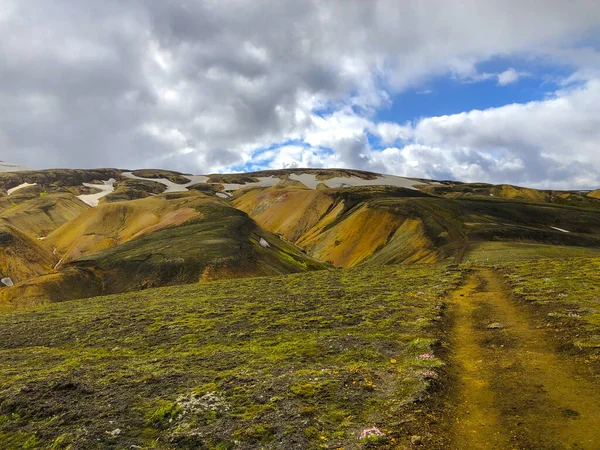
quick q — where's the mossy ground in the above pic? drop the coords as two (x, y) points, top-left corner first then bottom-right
(0, 264), (462, 449)
(497, 257), (600, 372)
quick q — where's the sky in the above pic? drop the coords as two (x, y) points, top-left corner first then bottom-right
(1, 1), (600, 189)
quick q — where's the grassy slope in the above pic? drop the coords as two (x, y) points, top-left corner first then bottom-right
(420, 182), (600, 209)
(463, 241), (600, 263)
(498, 257), (600, 368)
(0, 264), (462, 449)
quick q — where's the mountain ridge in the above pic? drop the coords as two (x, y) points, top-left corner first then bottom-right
(1, 167), (599, 308)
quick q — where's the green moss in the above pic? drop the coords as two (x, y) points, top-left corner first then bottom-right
(148, 402), (183, 427)
(233, 424), (275, 443)
(498, 258), (600, 366)
(0, 263), (463, 448)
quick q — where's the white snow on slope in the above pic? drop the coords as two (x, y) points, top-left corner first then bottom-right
(77, 179), (116, 207)
(122, 172), (209, 192)
(550, 226), (571, 233)
(7, 182), (37, 195)
(289, 173), (436, 190)
(122, 173), (279, 193)
(123, 171), (437, 193)
(218, 176), (280, 192)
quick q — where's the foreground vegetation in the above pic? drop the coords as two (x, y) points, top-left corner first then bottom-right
(0, 264), (462, 449)
(498, 257), (600, 372)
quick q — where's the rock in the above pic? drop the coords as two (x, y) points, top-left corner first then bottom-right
(411, 435), (423, 445)
(1, 277), (14, 287)
(259, 237), (270, 248)
(487, 322), (504, 329)
(106, 428), (121, 437)
(177, 391), (230, 415)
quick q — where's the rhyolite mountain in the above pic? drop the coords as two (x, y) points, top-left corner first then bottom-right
(1, 166), (599, 307)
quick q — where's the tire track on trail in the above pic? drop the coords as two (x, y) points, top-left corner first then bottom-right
(449, 269), (600, 449)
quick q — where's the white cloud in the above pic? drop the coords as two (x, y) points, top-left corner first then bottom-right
(0, 0), (599, 186)
(257, 78), (600, 188)
(372, 122), (412, 145)
(497, 68), (527, 85)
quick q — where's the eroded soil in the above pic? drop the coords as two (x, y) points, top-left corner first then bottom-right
(449, 270), (600, 449)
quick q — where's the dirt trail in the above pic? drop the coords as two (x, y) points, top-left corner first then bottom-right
(449, 269), (600, 449)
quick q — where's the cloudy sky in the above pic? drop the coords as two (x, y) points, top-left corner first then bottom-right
(1, 0), (600, 188)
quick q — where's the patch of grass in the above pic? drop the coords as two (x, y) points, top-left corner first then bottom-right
(0, 263), (462, 448)
(464, 242), (600, 263)
(497, 257), (600, 368)
(148, 401), (183, 427)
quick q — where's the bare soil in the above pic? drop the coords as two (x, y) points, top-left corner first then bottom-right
(448, 270), (600, 449)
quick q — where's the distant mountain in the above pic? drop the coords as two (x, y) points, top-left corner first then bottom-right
(0, 161), (29, 172)
(0, 167), (599, 307)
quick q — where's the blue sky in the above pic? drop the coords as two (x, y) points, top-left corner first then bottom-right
(377, 71), (554, 124)
(1, 1), (600, 188)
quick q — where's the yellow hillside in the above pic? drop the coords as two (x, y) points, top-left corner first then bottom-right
(490, 184), (549, 202)
(588, 189), (600, 199)
(0, 225), (58, 283)
(299, 204), (404, 267)
(234, 186), (436, 268)
(0, 193), (88, 238)
(46, 191), (216, 263)
(0, 268), (102, 308)
(232, 187), (337, 241)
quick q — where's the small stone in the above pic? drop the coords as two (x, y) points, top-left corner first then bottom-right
(411, 435), (423, 445)
(487, 322), (504, 329)
(106, 428), (121, 437)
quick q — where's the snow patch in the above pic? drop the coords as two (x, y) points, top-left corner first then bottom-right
(121, 171), (440, 193)
(216, 176), (280, 192)
(259, 237), (270, 248)
(550, 226), (570, 233)
(289, 173), (437, 190)
(122, 172), (209, 193)
(1, 277), (14, 287)
(215, 192), (230, 199)
(7, 182), (37, 195)
(77, 179), (116, 207)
